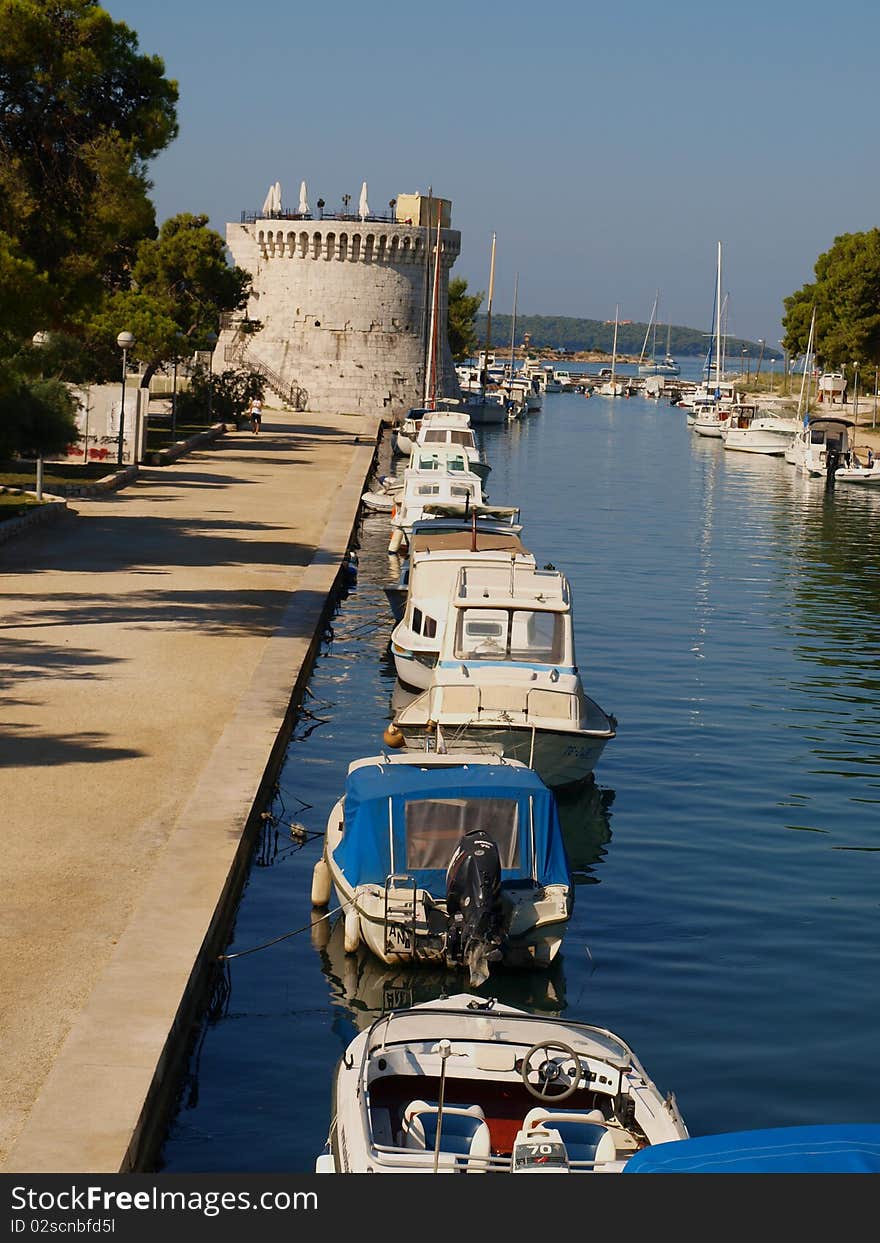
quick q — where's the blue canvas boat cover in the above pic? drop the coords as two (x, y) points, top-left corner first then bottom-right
(623, 1125), (880, 1173)
(333, 761), (570, 892)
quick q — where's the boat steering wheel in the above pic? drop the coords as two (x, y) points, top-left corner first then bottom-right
(520, 1040), (582, 1102)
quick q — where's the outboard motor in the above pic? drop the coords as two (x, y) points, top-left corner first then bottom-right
(445, 829), (505, 985)
(825, 444), (841, 483)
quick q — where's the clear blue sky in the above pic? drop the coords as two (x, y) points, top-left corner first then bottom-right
(112, 0), (879, 346)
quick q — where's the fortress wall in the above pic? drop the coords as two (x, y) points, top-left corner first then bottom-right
(223, 219), (461, 417)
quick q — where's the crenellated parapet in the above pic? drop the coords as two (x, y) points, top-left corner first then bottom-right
(220, 197), (462, 419)
(253, 221), (460, 268)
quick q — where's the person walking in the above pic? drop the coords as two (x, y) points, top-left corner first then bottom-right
(248, 397), (263, 435)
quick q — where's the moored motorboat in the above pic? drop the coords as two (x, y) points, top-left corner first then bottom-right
(389, 560), (616, 787)
(785, 414), (855, 477)
(316, 993), (689, 1173)
(833, 447), (880, 485)
(722, 404), (799, 455)
(311, 751), (574, 981)
(391, 535), (537, 690)
(387, 467), (485, 554)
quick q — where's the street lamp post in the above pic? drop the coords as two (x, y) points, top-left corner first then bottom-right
(852, 361), (860, 426)
(754, 339), (765, 387)
(31, 331), (51, 499)
(169, 333), (187, 444)
(116, 331), (134, 467)
(741, 346), (748, 378)
(204, 331), (218, 423)
(779, 340), (789, 394)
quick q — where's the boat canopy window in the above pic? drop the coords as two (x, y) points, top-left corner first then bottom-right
(455, 608), (565, 663)
(404, 797), (520, 869)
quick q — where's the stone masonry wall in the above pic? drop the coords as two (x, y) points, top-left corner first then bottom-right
(221, 219), (461, 419)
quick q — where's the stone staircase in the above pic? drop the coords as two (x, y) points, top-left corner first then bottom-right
(220, 324), (309, 411)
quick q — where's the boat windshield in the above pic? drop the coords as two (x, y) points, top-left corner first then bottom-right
(404, 798), (521, 869)
(423, 429), (475, 448)
(454, 608), (565, 663)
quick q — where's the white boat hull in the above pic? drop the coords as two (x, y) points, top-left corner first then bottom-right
(835, 463), (880, 485)
(392, 718), (612, 788)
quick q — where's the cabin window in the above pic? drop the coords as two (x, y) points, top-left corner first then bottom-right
(423, 614), (437, 639)
(455, 609), (564, 662)
(412, 606), (423, 633)
(450, 485), (474, 498)
(456, 610), (508, 658)
(450, 431), (471, 447)
(417, 484), (440, 496)
(509, 610), (564, 663)
(404, 798), (521, 869)
(423, 430), (444, 443)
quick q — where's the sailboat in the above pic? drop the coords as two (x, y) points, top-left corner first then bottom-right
(638, 293), (680, 377)
(693, 243), (736, 438)
(465, 232), (507, 425)
(596, 305), (625, 396)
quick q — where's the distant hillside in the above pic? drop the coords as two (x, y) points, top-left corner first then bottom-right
(475, 314), (781, 360)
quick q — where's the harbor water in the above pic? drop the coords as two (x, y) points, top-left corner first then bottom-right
(158, 376), (880, 1171)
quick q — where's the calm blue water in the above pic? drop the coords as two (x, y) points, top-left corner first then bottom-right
(159, 387), (880, 1171)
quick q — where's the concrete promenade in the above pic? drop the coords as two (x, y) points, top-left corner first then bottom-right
(0, 408), (380, 1172)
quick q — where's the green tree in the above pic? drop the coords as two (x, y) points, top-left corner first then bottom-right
(84, 213), (253, 384)
(175, 366), (266, 428)
(0, 377), (79, 460)
(783, 230), (880, 379)
(0, 0), (178, 321)
(447, 277), (484, 361)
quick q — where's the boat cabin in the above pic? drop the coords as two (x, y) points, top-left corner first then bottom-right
(448, 564), (574, 669)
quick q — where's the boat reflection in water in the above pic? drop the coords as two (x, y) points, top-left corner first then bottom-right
(554, 777), (614, 883)
(312, 913), (569, 1033)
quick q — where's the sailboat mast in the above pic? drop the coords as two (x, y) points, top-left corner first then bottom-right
(425, 212), (443, 409)
(638, 292), (657, 366)
(797, 308), (816, 419)
(714, 241), (723, 392)
(421, 187), (433, 404)
(508, 271), (519, 388)
(611, 304), (619, 390)
(480, 232), (497, 395)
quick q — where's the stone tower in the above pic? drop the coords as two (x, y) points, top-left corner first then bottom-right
(218, 192), (461, 418)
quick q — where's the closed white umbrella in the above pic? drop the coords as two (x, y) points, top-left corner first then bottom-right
(274, 180), (283, 213)
(298, 180), (309, 215)
(261, 183), (275, 216)
(358, 181), (369, 221)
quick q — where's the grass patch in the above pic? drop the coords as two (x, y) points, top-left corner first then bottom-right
(0, 492), (42, 522)
(0, 460), (119, 488)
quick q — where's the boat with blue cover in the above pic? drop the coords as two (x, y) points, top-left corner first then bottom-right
(622, 1124), (880, 1173)
(310, 751), (574, 983)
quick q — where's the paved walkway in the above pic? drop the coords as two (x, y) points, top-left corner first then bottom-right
(0, 409), (379, 1170)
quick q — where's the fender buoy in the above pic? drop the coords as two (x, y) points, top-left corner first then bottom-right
(311, 858), (332, 907)
(344, 905), (360, 954)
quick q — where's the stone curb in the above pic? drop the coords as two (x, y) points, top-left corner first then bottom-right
(0, 495), (68, 546)
(145, 422), (226, 466)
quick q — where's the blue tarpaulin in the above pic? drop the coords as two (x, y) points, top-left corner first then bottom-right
(332, 761), (570, 892)
(623, 1125), (880, 1173)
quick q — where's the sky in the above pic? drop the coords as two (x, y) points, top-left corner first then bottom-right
(111, 0), (880, 347)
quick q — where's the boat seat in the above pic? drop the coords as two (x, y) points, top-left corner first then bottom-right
(400, 1100), (491, 1170)
(522, 1107), (617, 1167)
